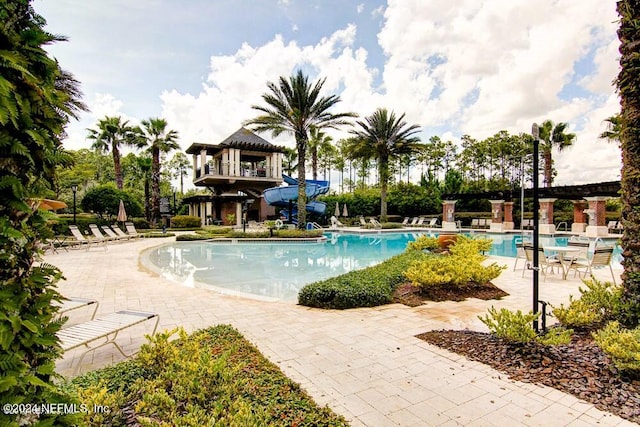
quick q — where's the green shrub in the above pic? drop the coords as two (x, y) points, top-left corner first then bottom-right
(170, 215), (202, 228)
(593, 321), (640, 374)
(67, 326), (348, 426)
(479, 307), (572, 345)
(405, 235), (505, 289)
(176, 234), (211, 241)
(552, 279), (623, 329)
(274, 229), (324, 238)
(406, 235), (439, 252)
(201, 226), (233, 235)
(381, 222), (403, 229)
(298, 251), (425, 309)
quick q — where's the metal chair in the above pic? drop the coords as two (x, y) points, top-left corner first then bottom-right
(568, 247), (617, 284)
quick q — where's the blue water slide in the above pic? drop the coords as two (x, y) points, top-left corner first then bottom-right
(264, 174), (328, 221)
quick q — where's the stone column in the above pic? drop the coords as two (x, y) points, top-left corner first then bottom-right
(585, 196), (609, 237)
(539, 198), (556, 234)
(503, 202), (514, 230)
(200, 150), (207, 177)
(489, 200), (504, 232)
(571, 200), (587, 233)
(441, 200), (458, 230)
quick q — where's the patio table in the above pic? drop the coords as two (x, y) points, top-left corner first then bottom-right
(544, 245), (581, 280)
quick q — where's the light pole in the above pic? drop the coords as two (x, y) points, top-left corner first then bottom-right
(531, 123), (540, 332)
(71, 184), (78, 225)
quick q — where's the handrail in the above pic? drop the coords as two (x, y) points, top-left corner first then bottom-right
(556, 222), (568, 232)
(307, 222), (323, 230)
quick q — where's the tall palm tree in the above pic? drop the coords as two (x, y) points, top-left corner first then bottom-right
(308, 126), (333, 180)
(616, 0), (640, 327)
(349, 108), (421, 221)
(245, 70), (355, 228)
(282, 147), (298, 176)
(138, 118), (179, 225)
(538, 119), (576, 187)
(599, 114), (622, 144)
(87, 116), (137, 190)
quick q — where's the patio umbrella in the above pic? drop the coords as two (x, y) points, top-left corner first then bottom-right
(33, 199), (68, 211)
(334, 202), (340, 217)
(117, 199), (128, 227)
(342, 204), (348, 217)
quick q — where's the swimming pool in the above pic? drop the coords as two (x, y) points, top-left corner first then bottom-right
(141, 232), (621, 301)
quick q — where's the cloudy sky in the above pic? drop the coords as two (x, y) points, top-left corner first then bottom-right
(34, 0), (621, 187)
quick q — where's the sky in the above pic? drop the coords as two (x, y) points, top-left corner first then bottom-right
(33, 0), (622, 187)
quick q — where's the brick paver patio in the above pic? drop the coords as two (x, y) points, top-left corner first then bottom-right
(45, 236), (634, 426)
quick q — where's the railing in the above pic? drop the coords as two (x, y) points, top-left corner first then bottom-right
(306, 222), (323, 230)
(556, 222), (568, 232)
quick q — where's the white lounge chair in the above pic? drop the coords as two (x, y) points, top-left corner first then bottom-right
(56, 297), (99, 323)
(113, 224), (139, 240)
(410, 217), (419, 226)
(125, 222), (145, 238)
(359, 216), (368, 227)
(58, 310), (159, 374)
(69, 225), (107, 250)
(330, 215), (344, 228)
(401, 217), (410, 226)
(415, 217), (425, 227)
(370, 218), (382, 229)
(101, 225), (130, 242)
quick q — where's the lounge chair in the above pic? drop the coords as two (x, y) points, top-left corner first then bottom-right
(359, 216), (368, 227)
(410, 217), (419, 226)
(69, 225), (107, 250)
(89, 224), (118, 243)
(58, 310), (159, 374)
(101, 225), (130, 241)
(56, 297), (99, 323)
(471, 218), (480, 229)
(125, 222), (145, 238)
(370, 218), (382, 229)
(427, 218), (439, 228)
(415, 217), (425, 227)
(401, 217), (410, 226)
(330, 215), (344, 228)
(113, 224), (139, 240)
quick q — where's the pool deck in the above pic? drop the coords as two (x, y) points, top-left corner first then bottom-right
(45, 235), (634, 426)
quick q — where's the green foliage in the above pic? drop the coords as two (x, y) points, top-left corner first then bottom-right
(67, 326), (347, 426)
(298, 251), (425, 309)
(406, 235), (440, 252)
(552, 279), (623, 329)
(80, 184), (143, 219)
(536, 327), (573, 346)
(170, 215), (202, 228)
(405, 235), (505, 289)
(593, 322), (640, 374)
(176, 234), (211, 241)
(479, 307), (539, 343)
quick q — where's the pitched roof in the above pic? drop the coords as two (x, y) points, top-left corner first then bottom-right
(186, 127), (286, 154)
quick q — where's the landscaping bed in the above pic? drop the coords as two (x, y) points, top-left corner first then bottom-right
(417, 329), (640, 424)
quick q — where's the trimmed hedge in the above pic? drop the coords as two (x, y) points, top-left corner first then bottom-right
(64, 325), (347, 426)
(298, 250), (426, 309)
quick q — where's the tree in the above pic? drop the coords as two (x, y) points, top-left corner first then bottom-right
(138, 118), (179, 226)
(87, 116), (139, 190)
(0, 1), (86, 424)
(282, 147), (298, 176)
(245, 70), (355, 228)
(81, 184), (143, 219)
(307, 126), (333, 180)
(349, 108), (421, 221)
(616, 0), (640, 327)
(599, 114), (622, 144)
(167, 152), (190, 194)
(538, 120), (576, 187)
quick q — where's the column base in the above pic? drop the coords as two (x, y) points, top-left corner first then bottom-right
(539, 224), (556, 234)
(442, 221), (458, 231)
(502, 222), (514, 231)
(586, 225), (609, 237)
(489, 223), (504, 233)
(571, 223), (586, 233)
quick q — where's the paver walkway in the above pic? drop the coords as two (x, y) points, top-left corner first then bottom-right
(45, 237), (635, 426)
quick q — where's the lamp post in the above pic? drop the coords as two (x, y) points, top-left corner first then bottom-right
(71, 184), (78, 225)
(531, 123), (540, 332)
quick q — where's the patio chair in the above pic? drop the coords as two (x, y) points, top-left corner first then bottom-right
(471, 218), (479, 229)
(55, 297), (99, 324)
(427, 218), (439, 227)
(565, 239), (590, 264)
(401, 217), (410, 226)
(415, 217), (425, 227)
(330, 215), (344, 228)
(101, 225), (130, 241)
(522, 244), (560, 281)
(125, 222), (145, 238)
(68, 225), (107, 250)
(607, 221), (618, 234)
(89, 224), (118, 243)
(58, 310), (159, 374)
(410, 217), (419, 226)
(568, 247), (617, 284)
(359, 216), (368, 227)
(512, 237), (527, 271)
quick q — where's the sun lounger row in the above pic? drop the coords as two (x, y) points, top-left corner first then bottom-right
(470, 218), (491, 228)
(608, 220), (623, 234)
(402, 217), (439, 227)
(66, 223), (144, 249)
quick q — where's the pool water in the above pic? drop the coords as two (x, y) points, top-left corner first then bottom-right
(141, 232), (621, 301)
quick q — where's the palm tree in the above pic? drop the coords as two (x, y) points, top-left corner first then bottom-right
(245, 70), (355, 228)
(616, 0), (640, 327)
(538, 119), (576, 187)
(599, 114), (622, 144)
(138, 118), (180, 225)
(87, 116), (138, 190)
(349, 108), (421, 221)
(282, 147), (298, 176)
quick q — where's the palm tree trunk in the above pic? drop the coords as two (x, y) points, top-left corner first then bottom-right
(379, 153), (389, 222)
(296, 136), (307, 229)
(151, 147), (161, 226)
(113, 145), (123, 190)
(543, 149), (553, 187)
(617, 0), (640, 327)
